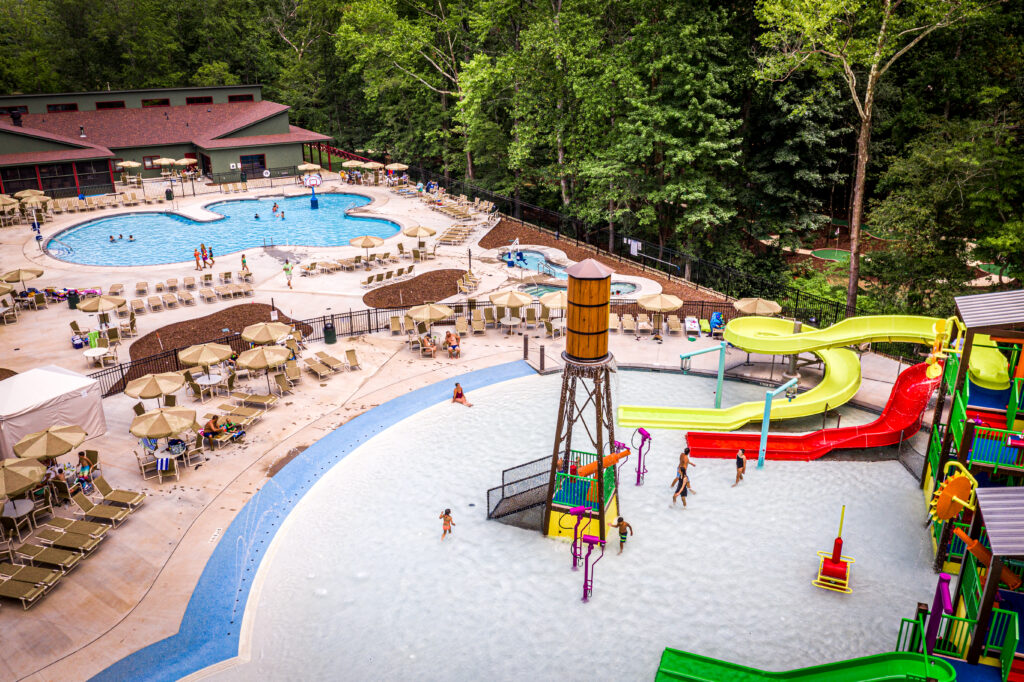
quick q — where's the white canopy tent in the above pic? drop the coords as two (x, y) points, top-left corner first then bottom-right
(0, 366), (106, 459)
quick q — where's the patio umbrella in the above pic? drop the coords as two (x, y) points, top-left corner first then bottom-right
(117, 161), (142, 169)
(130, 407), (198, 439)
(124, 372), (186, 406)
(0, 458), (45, 498)
(153, 158), (177, 166)
(0, 195), (18, 207)
(21, 195), (51, 207)
(77, 294), (125, 313)
(237, 345), (291, 393)
(489, 290), (532, 308)
(637, 293), (683, 312)
(0, 282), (13, 296)
(2, 268), (43, 291)
(174, 158), (198, 166)
(385, 163), (409, 171)
(13, 189), (44, 199)
(341, 160), (364, 169)
(349, 235), (384, 259)
(402, 225), (436, 238)
(297, 163), (321, 173)
(178, 342), (233, 375)
(362, 161), (384, 170)
(242, 321), (292, 345)
(733, 297), (782, 316)
(13, 425), (87, 460)
(408, 303), (453, 324)
(539, 290), (569, 309)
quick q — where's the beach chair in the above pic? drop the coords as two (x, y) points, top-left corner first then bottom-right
(202, 273), (214, 286)
(147, 296), (163, 312)
(128, 299), (144, 316)
(285, 360), (301, 384)
(135, 282), (149, 295)
(178, 291), (196, 306)
(273, 373), (293, 396)
(0, 576), (48, 609)
(162, 293), (178, 309)
(315, 351), (345, 372)
(199, 288), (217, 303)
(93, 476), (146, 511)
(41, 518), (109, 540)
(108, 283), (124, 297)
(134, 450), (158, 480)
(36, 528), (102, 557)
(15, 543), (82, 574)
(637, 313), (653, 334)
(304, 358), (332, 379)
(345, 349), (361, 370)
(667, 315), (682, 334)
(484, 307), (496, 328)
(524, 308), (538, 329)
(238, 283), (254, 297)
(183, 276), (196, 290)
(214, 286), (232, 299)
(544, 320), (562, 338)
(609, 313), (620, 332)
(455, 317), (470, 336)
(390, 316), (402, 335)
(71, 493), (129, 527)
(472, 318), (485, 334)
(622, 314), (636, 334)
(0, 562), (62, 592)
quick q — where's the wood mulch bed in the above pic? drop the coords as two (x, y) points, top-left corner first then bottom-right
(362, 269), (467, 308)
(129, 304), (310, 360)
(0, 368), (16, 381)
(478, 219), (725, 303)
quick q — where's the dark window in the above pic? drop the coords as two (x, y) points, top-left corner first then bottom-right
(186, 96), (214, 105)
(141, 98), (170, 107)
(239, 154), (266, 175)
(46, 103), (78, 113)
(228, 94), (254, 102)
(37, 162), (77, 191)
(95, 100), (125, 110)
(0, 105), (28, 116)
(75, 159), (112, 190)
(143, 156), (159, 170)
(0, 165), (40, 194)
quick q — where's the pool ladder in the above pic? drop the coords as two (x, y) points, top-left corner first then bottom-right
(48, 237), (74, 257)
(536, 260), (558, 278)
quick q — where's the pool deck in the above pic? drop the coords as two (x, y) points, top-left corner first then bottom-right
(0, 179), (931, 680)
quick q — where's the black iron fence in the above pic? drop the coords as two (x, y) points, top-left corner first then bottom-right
(210, 165), (299, 185)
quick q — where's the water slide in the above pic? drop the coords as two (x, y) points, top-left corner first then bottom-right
(655, 647), (956, 682)
(685, 361), (939, 461)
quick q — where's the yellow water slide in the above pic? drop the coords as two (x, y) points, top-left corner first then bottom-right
(617, 315), (1005, 432)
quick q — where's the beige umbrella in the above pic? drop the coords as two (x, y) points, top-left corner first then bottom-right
(175, 158), (198, 166)
(362, 161), (384, 170)
(21, 195), (51, 206)
(385, 163), (409, 171)
(130, 407), (198, 439)
(13, 425), (87, 460)
(637, 293), (683, 312)
(297, 163), (321, 172)
(77, 294), (125, 313)
(0, 458), (45, 498)
(178, 342), (233, 375)
(237, 345), (292, 393)
(349, 235), (384, 259)
(124, 372), (186, 405)
(0, 282), (14, 296)
(13, 189), (44, 199)
(2, 268), (43, 291)
(342, 160), (364, 169)
(733, 297), (782, 316)
(408, 303), (453, 324)
(489, 290), (533, 308)
(241, 321), (293, 345)
(539, 290), (569, 309)
(402, 225), (436, 239)
(153, 158), (177, 166)
(117, 160), (142, 169)
(0, 195), (19, 207)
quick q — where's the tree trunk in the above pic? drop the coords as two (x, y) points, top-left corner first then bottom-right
(608, 192), (615, 253)
(466, 147), (475, 181)
(846, 113), (873, 316)
(557, 101), (569, 206)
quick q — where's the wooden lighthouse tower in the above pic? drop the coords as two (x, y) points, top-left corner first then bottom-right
(542, 259), (619, 541)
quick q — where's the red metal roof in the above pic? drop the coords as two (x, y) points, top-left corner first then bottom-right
(197, 125), (330, 150)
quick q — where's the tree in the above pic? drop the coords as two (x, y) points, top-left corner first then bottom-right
(191, 61), (241, 86)
(755, 0), (1005, 314)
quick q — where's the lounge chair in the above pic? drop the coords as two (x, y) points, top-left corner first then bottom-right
(72, 492), (130, 527)
(0, 562), (62, 592)
(284, 360), (301, 384)
(188, 379), (214, 402)
(637, 313), (653, 334)
(390, 316), (402, 335)
(135, 282), (149, 295)
(199, 287), (217, 303)
(93, 476), (146, 510)
(166, 278), (178, 291)
(15, 543), (81, 573)
(273, 373), (293, 395)
(315, 351), (344, 372)
(0, 577), (48, 609)
(42, 518), (110, 539)
(455, 317), (470, 336)
(622, 314), (637, 334)
(108, 283), (124, 296)
(525, 309), (538, 329)
(147, 296), (163, 312)
(162, 293), (178, 308)
(131, 298), (146, 315)
(609, 313), (621, 332)
(545, 320), (562, 338)
(36, 528), (102, 557)
(304, 358), (332, 379)
(472, 318), (485, 334)
(178, 291), (196, 306)
(231, 391), (279, 410)
(345, 349), (361, 370)
(183, 276), (196, 289)
(484, 308), (496, 328)
(667, 315), (682, 334)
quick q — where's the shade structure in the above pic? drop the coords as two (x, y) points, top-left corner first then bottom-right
(350, 235), (384, 259)
(341, 160), (364, 169)
(21, 195), (51, 206)
(362, 161), (384, 170)
(385, 163), (408, 171)
(0, 195), (18, 207)
(237, 345), (292, 393)
(130, 408), (198, 439)
(0, 283), (14, 296)
(402, 225), (436, 238)
(13, 189), (44, 199)
(77, 294), (125, 313)
(0, 459), (45, 498)
(117, 160), (142, 169)
(408, 303), (453, 324)
(178, 343), (233, 369)
(539, 290), (569, 309)
(734, 297), (782, 316)
(297, 163), (321, 172)
(124, 372), (185, 400)
(175, 158), (198, 166)
(2, 268), (43, 291)
(13, 424), (87, 460)
(242, 322), (292, 345)
(153, 158), (177, 166)
(637, 293), (683, 312)
(489, 290), (533, 308)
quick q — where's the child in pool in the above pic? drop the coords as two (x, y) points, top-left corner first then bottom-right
(439, 509), (455, 540)
(608, 517), (633, 554)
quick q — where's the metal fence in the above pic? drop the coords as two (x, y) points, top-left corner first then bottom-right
(486, 456), (550, 519)
(210, 165), (299, 185)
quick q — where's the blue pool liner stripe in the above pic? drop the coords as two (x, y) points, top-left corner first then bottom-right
(92, 360), (535, 682)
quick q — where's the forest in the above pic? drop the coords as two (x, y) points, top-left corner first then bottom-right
(1, 0), (1021, 316)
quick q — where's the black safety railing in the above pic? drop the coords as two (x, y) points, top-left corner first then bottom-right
(486, 456), (550, 519)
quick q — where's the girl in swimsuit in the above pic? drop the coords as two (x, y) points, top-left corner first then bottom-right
(439, 508), (455, 540)
(672, 450), (695, 505)
(452, 382), (472, 407)
(733, 449), (747, 487)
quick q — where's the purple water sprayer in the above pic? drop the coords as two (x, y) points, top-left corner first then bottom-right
(925, 573), (953, 654)
(580, 534), (606, 602)
(568, 506), (587, 570)
(632, 427), (652, 485)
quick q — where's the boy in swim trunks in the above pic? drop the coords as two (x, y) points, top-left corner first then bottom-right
(608, 517), (633, 554)
(439, 508), (455, 540)
(733, 449), (746, 487)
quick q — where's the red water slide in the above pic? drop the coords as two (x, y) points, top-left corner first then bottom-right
(685, 362), (940, 461)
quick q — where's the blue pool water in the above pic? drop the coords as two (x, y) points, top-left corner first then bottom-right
(508, 250), (637, 296)
(47, 193), (400, 266)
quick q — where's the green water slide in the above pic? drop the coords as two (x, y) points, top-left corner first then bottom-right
(655, 648), (957, 682)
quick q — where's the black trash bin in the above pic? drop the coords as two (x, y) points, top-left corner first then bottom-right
(165, 188), (174, 201)
(324, 321), (337, 345)
(67, 290), (80, 310)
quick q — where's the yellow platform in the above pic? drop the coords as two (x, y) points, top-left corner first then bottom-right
(546, 494), (619, 542)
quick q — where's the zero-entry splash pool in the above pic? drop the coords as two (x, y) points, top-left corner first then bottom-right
(46, 193), (400, 266)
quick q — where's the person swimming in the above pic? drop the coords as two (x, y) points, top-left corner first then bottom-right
(272, 202), (279, 213)
(128, 235), (135, 241)
(254, 213), (260, 220)
(280, 210), (285, 220)
(109, 235), (115, 242)
(118, 234), (123, 240)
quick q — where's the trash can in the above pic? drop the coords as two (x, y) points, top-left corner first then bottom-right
(324, 321), (337, 345)
(67, 290), (80, 309)
(165, 188), (174, 201)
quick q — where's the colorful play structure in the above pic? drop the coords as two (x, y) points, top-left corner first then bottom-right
(812, 505), (856, 594)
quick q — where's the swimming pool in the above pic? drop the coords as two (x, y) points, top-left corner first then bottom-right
(523, 281), (637, 297)
(509, 250), (637, 296)
(46, 193), (400, 266)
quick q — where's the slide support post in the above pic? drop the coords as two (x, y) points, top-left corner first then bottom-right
(758, 378), (798, 468)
